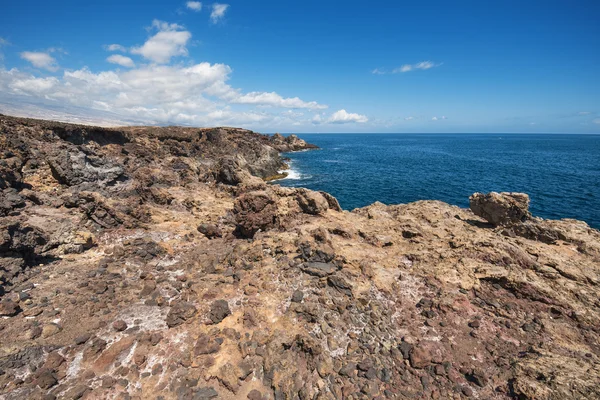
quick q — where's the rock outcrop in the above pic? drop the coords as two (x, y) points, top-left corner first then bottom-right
(469, 191), (531, 226)
(0, 114), (599, 400)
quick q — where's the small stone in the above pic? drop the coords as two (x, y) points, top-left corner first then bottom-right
(41, 323), (61, 338)
(209, 300), (231, 324)
(113, 320), (128, 332)
(339, 363), (357, 377)
(522, 322), (537, 332)
(75, 333), (92, 345)
(195, 387), (219, 399)
(247, 389), (263, 400)
(198, 224), (223, 239)
(468, 320), (480, 328)
(34, 369), (58, 389)
(462, 386), (474, 397)
(0, 299), (20, 316)
(29, 325), (43, 339)
(291, 290), (304, 303)
(166, 301), (197, 328)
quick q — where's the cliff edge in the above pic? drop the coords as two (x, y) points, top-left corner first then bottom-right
(0, 115), (599, 400)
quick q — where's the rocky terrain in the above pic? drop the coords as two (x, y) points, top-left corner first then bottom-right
(0, 114), (599, 400)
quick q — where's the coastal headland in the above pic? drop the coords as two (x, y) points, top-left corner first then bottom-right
(1, 114), (599, 399)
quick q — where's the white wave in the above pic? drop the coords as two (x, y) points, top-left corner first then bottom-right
(274, 165), (310, 181)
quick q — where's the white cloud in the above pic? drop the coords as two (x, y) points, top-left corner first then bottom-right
(578, 111), (591, 116)
(432, 116), (438, 121)
(328, 109), (368, 124)
(393, 61), (440, 73)
(210, 3), (229, 23)
(229, 91), (326, 109)
(0, 20), (363, 130)
(20, 51), (59, 71)
(0, 58), (328, 127)
(131, 19), (191, 64)
(186, 1), (202, 11)
(404, 116), (414, 121)
(371, 68), (386, 75)
(104, 44), (127, 52)
(593, 118), (600, 125)
(107, 54), (135, 68)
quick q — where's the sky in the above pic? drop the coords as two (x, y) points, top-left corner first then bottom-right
(0, 0), (599, 133)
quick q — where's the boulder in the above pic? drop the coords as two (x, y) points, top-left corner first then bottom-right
(296, 189), (329, 215)
(469, 192), (531, 226)
(233, 191), (279, 238)
(47, 147), (124, 186)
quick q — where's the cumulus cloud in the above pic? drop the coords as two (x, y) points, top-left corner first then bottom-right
(107, 54), (135, 68)
(0, 58), (327, 127)
(404, 116), (414, 121)
(431, 116), (438, 121)
(328, 109), (368, 124)
(371, 68), (386, 75)
(0, 20), (368, 130)
(104, 44), (127, 52)
(186, 1), (202, 11)
(229, 91), (327, 109)
(131, 20), (191, 63)
(210, 3), (229, 23)
(393, 61), (440, 73)
(20, 51), (59, 71)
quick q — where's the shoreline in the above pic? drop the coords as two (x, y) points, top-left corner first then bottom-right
(1, 114), (599, 399)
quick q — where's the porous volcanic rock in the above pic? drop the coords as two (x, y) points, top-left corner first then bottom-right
(469, 191), (531, 226)
(0, 114), (599, 400)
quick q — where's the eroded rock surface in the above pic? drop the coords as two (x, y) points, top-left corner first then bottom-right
(0, 114), (599, 400)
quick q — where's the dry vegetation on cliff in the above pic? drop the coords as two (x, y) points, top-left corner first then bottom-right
(0, 115), (599, 400)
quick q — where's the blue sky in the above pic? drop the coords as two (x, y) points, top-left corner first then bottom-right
(0, 0), (599, 133)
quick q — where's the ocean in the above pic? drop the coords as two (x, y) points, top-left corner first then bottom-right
(277, 133), (600, 230)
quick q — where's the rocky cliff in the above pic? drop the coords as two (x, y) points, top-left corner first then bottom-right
(0, 114), (599, 400)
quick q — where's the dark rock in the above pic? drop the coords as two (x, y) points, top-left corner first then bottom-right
(194, 333), (221, 355)
(75, 333), (92, 345)
(47, 147), (124, 187)
(198, 224), (222, 239)
(194, 387), (219, 399)
(233, 191), (279, 238)
(0, 299), (20, 316)
(339, 363), (357, 377)
(209, 300), (231, 324)
(302, 262), (338, 277)
(113, 320), (128, 332)
(399, 341), (413, 359)
(34, 368), (58, 389)
(327, 275), (353, 296)
(247, 389), (263, 400)
(291, 290), (304, 303)
(166, 301), (197, 328)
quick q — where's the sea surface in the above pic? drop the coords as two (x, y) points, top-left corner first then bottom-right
(277, 134), (600, 230)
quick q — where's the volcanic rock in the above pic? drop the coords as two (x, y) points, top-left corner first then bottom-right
(469, 191), (531, 226)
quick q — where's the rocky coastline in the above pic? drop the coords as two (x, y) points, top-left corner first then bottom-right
(1, 114), (599, 400)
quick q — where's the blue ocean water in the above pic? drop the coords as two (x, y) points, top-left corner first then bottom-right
(278, 134), (600, 230)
